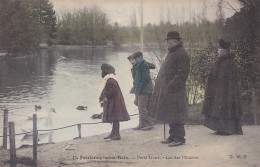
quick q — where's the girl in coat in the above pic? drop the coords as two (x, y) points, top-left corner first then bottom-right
(99, 63), (130, 140)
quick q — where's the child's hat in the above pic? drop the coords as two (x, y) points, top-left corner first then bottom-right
(101, 63), (115, 74)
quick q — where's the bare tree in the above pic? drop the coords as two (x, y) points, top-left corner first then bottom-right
(159, 6), (165, 23)
(131, 9), (137, 27)
(201, 0), (208, 23)
(167, 7), (171, 23)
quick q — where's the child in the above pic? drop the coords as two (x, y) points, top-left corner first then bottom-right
(127, 53), (156, 105)
(99, 63), (130, 140)
(127, 52), (156, 130)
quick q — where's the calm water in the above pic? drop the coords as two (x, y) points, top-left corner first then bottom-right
(0, 45), (162, 147)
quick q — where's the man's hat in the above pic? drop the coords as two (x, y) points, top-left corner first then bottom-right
(219, 39), (231, 49)
(131, 51), (143, 59)
(101, 63), (115, 74)
(165, 31), (181, 41)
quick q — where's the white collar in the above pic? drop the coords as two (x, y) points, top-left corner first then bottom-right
(103, 73), (117, 81)
(100, 73), (117, 90)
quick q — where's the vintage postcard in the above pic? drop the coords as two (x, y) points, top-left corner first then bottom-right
(0, 0), (259, 167)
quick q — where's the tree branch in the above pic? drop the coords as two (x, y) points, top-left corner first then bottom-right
(223, 0), (239, 13)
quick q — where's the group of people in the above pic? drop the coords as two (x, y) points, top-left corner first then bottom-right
(98, 31), (243, 147)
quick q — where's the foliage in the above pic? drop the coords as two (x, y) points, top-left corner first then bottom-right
(187, 39), (215, 104)
(111, 21), (223, 45)
(222, 0), (260, 121)
(0, 0), (57, 55)
(56, 7), (114, 45)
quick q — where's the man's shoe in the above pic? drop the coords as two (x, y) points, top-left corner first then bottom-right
(161, 136), (174, 144)
(140, 125), (153, 131)
(161, 139), (173, 144)
(168, 141), (184, 147)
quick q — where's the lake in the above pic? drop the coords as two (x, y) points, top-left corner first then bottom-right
(0, 45), (163, 147)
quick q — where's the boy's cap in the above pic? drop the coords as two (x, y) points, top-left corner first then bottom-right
(127, 54), (133, 60)
(131, 51), (143, 59)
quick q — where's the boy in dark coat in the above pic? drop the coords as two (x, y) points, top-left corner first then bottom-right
(127, 53), (156, 105)
(131, 52), (154, 131)
(99, 63), (130, 140)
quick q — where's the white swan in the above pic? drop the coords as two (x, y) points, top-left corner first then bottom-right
(22, 107), (56, 135)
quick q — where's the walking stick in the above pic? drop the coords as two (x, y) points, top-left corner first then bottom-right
(154, 85), (165, 141)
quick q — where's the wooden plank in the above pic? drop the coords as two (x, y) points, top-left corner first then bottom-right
(9, 122), (16, 165)
(3, 109), (8, 150)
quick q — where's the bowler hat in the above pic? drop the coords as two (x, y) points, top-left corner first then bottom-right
(219, 39), (231, 49)
(165, 31), (181, 40)
(101, 63), (115, 74)
(131, 51), (143, 59)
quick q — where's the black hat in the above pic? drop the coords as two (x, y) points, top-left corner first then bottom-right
(165, 31), (181, 40)
(101, 63), (115, 74)
(131, 51), (143, 59)
(219, 39), (231, 49)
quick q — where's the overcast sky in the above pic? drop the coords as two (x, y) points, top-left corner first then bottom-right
(50, 0), (241, 26)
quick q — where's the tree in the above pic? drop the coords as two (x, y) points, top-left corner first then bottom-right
(56, 7), (113, 45)
(223, 0), (260, 124)
(0, 0), (57, 55)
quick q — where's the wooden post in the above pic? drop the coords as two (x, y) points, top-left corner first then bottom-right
(33, 114), (38, 167)
(252, 88), (258, 125)
(163, 123), (166, 141)
(3, 109), (8, 150)
(9, 122), (16, 166)
(77, 124), (81, 138)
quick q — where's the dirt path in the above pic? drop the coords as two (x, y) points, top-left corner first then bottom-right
(1, 125), (259, 167)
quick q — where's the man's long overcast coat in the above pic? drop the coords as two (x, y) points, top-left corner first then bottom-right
(148, 43), (190, 124)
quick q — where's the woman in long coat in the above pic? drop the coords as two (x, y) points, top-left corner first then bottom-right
(99, 64), (130, 140)
(202, 39), (243, 135)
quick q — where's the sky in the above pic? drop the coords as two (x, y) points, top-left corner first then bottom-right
(50, 0), (241, 26)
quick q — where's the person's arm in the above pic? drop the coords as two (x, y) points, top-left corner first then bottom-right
(136, 63), (150, 93)
(99, 89), (105, 102)
(167, 54), (190, 88)
(130, 86), (135, 94)
(104, 79), (118, 99)
(147, 62), (156, 69)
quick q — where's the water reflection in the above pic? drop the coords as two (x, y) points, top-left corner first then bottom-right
(0, 46), (140, 147)
(0, 50), (55, 111)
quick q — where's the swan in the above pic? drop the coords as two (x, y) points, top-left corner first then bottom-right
(21, 106), (56, 144)
(26, 106), (56, 120)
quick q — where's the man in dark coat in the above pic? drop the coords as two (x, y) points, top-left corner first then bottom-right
(202, 39), (243, 135)
(132, 51), (154, 130)
(99, 63), (130, 140)
(148, 31), (190, 147)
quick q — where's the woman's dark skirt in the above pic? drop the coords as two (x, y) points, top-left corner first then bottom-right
(204, 116), (243, 135)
